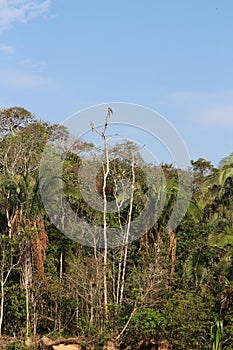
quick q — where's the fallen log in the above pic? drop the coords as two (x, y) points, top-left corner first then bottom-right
(39, 336), (89, 350)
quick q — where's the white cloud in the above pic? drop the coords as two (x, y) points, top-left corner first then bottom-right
(167, 90), (233, 127)
(0, 43), (14, 52)
(169, 90), (233, 102)
(0, 0), (50, 32)
(197, 105), (233, 127)
(0, 68), (54, 89)
(21, 57), (47, 68)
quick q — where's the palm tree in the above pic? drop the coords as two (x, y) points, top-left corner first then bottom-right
(201, 153), (233, 229)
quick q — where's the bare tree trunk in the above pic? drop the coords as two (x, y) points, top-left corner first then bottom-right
(168, 229), (177, 275)
(113, 176), (128, 306)
(25, 280), (30, 338)
(90, 281), (94, 324)
(119, 153), (135, 305)
(91, 109), (112, 321)
(76, 293), (79, 327)
(21, 245), (33, 339)
(6, 204), (12, 239)
(115, 190), (124, 305)
(0, 280), (4, 337)
(54, 302), (58, 332)
(33, 296), (37, 336)
(102, 135), (109, 319)
(116, 249), (124, 305)
(59, 251), (63, 281)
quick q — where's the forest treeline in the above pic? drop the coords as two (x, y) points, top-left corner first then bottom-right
(0, 107), (232, 349)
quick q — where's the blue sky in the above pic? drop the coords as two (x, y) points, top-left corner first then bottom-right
(0, 0), (233, 166)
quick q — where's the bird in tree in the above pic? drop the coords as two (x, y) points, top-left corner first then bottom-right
(103, 107), (113, 133)
(90, 122), (95, 131)
(107, 107), (113, 115)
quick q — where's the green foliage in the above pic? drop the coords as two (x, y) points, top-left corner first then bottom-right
(210, 320), (224, 350)
(130, 308), (167, 337)
(4, 285), (26, 335)
(1, 108), (233, 348)
(165, 290), (214, 349)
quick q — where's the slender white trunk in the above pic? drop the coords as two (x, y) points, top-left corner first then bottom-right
(90, 281), (94, 324)
(102, 136), (109, 318)
(116, 250), (123, 305)
(33, 298), (37, 336)
(0, 280), (4, 337)
(119, 154), (135, 305)
(6, 196), (12, 239)
(59, 251), (63, 281)
(76, 293), (79, 327)
(25, 279), (29, 338)
(114, 179), (125, 305)
(22, 246), (32, 339)
(90, 109), (112, 322)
